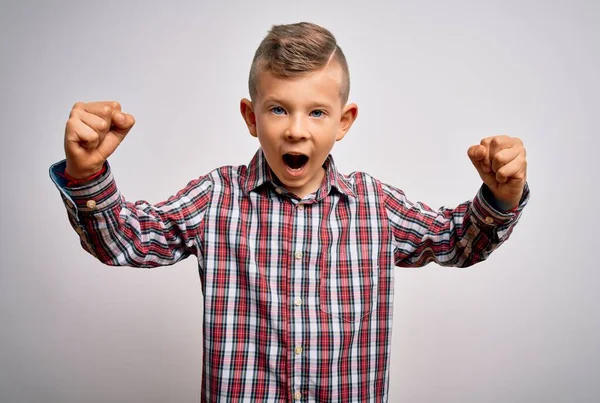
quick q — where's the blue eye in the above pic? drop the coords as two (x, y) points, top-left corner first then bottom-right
(310, 110), (324, 118)
(272, 107), (285, 115)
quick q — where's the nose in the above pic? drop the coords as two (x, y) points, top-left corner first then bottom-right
(284, 114), (309, 141)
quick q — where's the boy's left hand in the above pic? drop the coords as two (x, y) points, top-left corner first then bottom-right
(467, 135), (527, 210)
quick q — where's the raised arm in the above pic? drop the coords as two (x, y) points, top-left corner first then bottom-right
(49, 101), (213, 268)
(385, 134), (529, 268)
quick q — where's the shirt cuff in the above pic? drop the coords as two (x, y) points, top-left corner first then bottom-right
(472, 182), (530, 227)
(49, 159), (120, 215)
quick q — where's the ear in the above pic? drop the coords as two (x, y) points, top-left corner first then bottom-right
(336, 103), (358, 141)
(240, 98), (257, 138)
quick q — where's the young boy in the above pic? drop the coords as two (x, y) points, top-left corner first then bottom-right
(50, 22), (529, 403)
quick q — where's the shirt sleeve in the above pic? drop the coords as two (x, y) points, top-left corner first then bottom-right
(49, 159), (213, 268)
(383, 181), (530, 268)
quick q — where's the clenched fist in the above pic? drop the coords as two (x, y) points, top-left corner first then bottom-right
(64, 101), (135, 179)
(467, 135), (527, 210)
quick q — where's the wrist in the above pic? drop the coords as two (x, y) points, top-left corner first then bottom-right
(482, 184), (521, 212)
(494, 191), (523, 212)
(495, 198), (518, 211)
(62, 162), (107, 186)
(64, 162), (104, 180)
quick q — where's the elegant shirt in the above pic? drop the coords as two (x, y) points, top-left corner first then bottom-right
(50, 149), (529, 402)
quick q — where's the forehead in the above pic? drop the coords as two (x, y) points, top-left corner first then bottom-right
(255, 63), (344, 107)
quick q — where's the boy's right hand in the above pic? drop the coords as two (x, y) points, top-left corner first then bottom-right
(64, 101), (135, 179)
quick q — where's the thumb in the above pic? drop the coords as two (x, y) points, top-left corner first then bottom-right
(95, 112), (136, 160)
(111, 111), (136, 136)
(467, 144), (495, 185)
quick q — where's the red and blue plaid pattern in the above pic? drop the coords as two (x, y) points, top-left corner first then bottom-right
(50, 149), (529, 402)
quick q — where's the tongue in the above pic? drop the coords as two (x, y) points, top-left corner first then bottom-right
(284, 154), (308, 170)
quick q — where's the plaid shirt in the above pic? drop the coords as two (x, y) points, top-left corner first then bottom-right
(50, 149), (529, 402)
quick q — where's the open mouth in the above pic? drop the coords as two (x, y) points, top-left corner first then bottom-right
(282, 153), (309, 171)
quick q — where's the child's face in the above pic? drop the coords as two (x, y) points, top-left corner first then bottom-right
(240, 62), (358, 198)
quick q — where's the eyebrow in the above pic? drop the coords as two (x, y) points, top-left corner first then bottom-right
(262, 97), (334, 110)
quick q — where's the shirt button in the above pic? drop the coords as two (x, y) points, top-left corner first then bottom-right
(297, 204), (304, 211)
(275, 187), (283, 195)
(294, 391), (302, 401)
(484, 216), (494, 224)
(294, 346), (303, 355)
(294, 297), (303, 306)
(86, 200), (97, 209)
(294, 251), (302, 260)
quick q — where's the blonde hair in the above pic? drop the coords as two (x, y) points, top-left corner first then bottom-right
(248, 22), (350, 105)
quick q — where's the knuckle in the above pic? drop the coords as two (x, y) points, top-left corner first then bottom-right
(72, 101), (83, 110)
(77, 130), (90, 141)
(66, 117), (78, 128)
(101, 105), (111, 116)
(111, 101), (121, 110)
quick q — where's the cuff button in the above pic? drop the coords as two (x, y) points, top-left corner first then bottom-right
(86, 200), (97, 210)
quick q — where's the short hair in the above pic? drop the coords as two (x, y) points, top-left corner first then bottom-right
(248, 22), (350, 105)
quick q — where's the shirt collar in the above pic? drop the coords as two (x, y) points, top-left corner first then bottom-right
(243, 148), (356, 198)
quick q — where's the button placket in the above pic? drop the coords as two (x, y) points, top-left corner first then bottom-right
(291, 201), (306, 399)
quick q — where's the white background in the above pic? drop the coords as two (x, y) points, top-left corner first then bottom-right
(1, 0), (598, 402)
